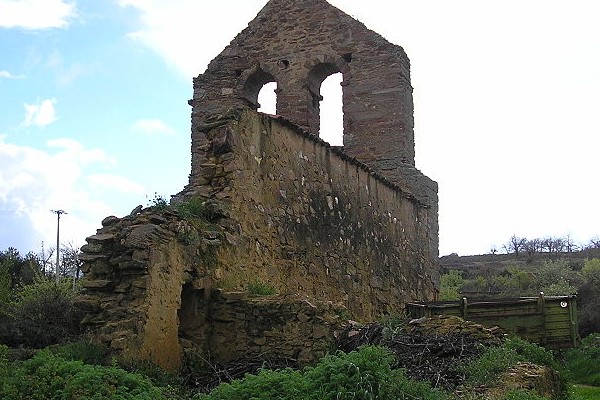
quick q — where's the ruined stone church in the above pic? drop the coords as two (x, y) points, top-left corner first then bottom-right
(77, 0), (439, 370)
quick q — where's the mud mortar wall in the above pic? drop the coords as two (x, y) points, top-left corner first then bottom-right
(78, 205), (346, 371)
(77, 214), (200, 371)
(192, 109), (438, 319)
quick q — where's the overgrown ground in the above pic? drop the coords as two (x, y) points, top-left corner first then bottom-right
(2, 247), (600, 399)
(2, 297), (599, 399)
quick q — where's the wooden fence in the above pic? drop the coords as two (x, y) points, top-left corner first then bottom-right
(406, 293), (578, 348)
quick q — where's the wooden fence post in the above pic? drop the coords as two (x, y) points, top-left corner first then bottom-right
(460, 297), (468, 319)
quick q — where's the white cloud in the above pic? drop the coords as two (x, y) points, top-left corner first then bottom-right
(0, 0), (76, 30)
(118, 0), (266, 78)
(88, 174), (146, 194)
(23, 98), (57, 127)
(0, 136), (145, 252)
(133, 118), (176, 136)
(0, 70), (24, 79)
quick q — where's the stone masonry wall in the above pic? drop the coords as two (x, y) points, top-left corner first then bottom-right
(78, 0), (440, 371)
(79, 107), (437, 370)
(77, 212), (200, 371)
(78, 208), (345, 370)
(179, 107), (438, 319)
(188, 0), (420, 191)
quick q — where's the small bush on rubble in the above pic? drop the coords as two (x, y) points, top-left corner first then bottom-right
(463, 337), (561, 386)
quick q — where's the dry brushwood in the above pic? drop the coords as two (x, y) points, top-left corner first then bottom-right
(336, 315), (505, 390)
(183, 353), (300, 393)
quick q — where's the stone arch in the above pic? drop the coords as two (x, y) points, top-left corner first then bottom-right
(319, 73), (344, 146)
(305, 56), (351, 139)
(241, 65), (278, 110)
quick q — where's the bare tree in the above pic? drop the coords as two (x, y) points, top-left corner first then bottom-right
(524, 238), (542, 262)
(504, 235), (527, 256)
(39, 242), (55, 277)
(564, 234), (579, 253)
(589, 237), (600, 249)
(59, 242), (83, 279)
(541, 236), (565, 260)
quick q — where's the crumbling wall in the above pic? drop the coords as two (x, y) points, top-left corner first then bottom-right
(78, 207), (345, 371)
(79, 0), (440, 371)
(179, 108), (438, 319)
(199, 290), (343, 365)
(79, 107), (437, 370)
(76, 212), (202, 370)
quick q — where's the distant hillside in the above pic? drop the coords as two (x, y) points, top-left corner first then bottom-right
(439, 247), (600, 276)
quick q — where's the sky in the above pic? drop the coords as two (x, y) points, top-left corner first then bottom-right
(0, 0), (599, 257)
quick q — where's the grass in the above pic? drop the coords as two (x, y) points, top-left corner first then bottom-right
(569, 384), (600, 400)
(247, 280), (277, 296)
(563, 334), (600, 386)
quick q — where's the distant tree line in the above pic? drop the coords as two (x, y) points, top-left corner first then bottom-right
(491, 234), (600, 262)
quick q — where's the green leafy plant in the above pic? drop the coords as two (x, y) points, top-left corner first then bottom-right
(247, 280), (277, 296)
(0, 277), (84, 348)
(148, 192), (169, 211)
(49, 340), (109, 365)
(175, 197), (208, 220)
(0, 350), (166, 400)
(500, 389), (547, 400)
(570, 384), (600, 400)
(460, 337), (567, 400)
(439, 270), (464, 300)
(462, 342), (520, 385)
(195, 346), (451, 400)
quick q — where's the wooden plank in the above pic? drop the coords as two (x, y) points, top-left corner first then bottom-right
(405, 296), (579, 348)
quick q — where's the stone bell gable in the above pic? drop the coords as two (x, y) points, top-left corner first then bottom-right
(188, 0), (422, 187)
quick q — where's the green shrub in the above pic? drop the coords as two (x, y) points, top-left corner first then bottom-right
(462, 337), (562, 386)
(175, 197), (208, 220)
(0, 277), (84, 348)
(0, 350), (165, 399)
(462, 343), (520, 385)
(49, 340), (109, 365)
(194, 367), (308, 400)
(195, 346), (450, 400)
(564, 334), (600, 386)
(439, 270), (464, 300)
(304, 345), (397, 399)
(148, 193), (169, 211)
(570, 384), (600, 400)
(248, 280), (277, 296)
(503, 337), (561, 371)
